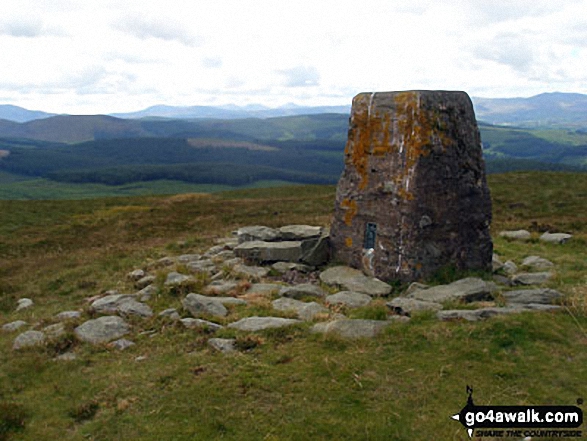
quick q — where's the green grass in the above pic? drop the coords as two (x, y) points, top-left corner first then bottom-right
(0, 173), (586, 440)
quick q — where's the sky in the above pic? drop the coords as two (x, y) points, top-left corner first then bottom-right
(1, 0), (586, 114)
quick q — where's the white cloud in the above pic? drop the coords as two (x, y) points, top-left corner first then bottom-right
(278, 66), (321, 88)
(113, 13), (202, 46)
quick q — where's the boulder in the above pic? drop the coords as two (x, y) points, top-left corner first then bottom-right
(164, 272), (193, 286)
(540, 232), (572, 244)
(16, 298), (33, 311)
(232, 264), (269, 279)
(407, 277), (496, 304)
(311, 318), (407, 339)
(135, 275), (156, 290)
(180, 318), (223, 332)
(109, 339), (135, 350)
(90, 294), (135, 314)
(74, 316), (130, 344)
(118, 300), (153, 318)
(208, 338), (237, 353)
(182, 293), (228, 318)
(499, 230), (531, 241)
(158, 308), (181, 320)
(55, 310), (82, 321)
(234, 240), (303, 263)
(271, 262), (313, 273)
(386, 297), (442, 316)
(227, 316), (301, 332)
(237, 226), (280, 243)
(325, 291), (372, 308)
(13, 330), (46, 350)
(512, 272), (553, 286)
(502, 288), (562, 305)
(521, 256), (554, 270)
(127, 269), (145, 281)
(244, 283), (283, 296)
(279, 283), (326, 299)
(2, 320), (28, 332)
(319, 266), (391, 296)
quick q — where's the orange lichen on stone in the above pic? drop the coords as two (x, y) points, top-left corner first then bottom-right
(341, 198), (358, 226)
(345, 237), (353, 247)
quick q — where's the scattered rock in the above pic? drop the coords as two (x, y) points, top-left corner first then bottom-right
(407, 278), (496, 304)
(386, 297), (442, 316)
(319, 266), (391, 296)
(237, 226), (280, 243)
(13, 330), (46, 350)
(204, 245), (226, 257)
(278, 225), (322, 240)
(214, 297), (247, 306)
(213, 250), (236, 261)
(43, 323), (66, 338)
(180, 318), (223, 332)
(109, 339), (135, 350)
(244, 283), (283, 296)
(203, 281), (238, 296)
(2, 320), (28, 332)
(404, 282), (430, 296)
(90, 294), (135, 314)
(298, 302), (330, 321)
(208, 338), (237, 353)
(521, 256), (554, 270)
(512, 272), (553, 286)
(492, 254), (504, 272)
(182, 293), (228, 318)
(279, 283), (326, 299)
(127, 269), (145, 281)
(502, 260), (518, 275)
(137, 284), (158, 302)
(325, 291), (372, 308)
(164, 272), (193, 286)
(521, 303), (562, 311)
(502, 288), (562, 305)
(74, 316), (130, 344)
(177, 254), (201, 264)
(118, 300), (154, 318)
(16, 298), (33, 311)
(234, 240), (303, 263)
(272, 297), (306, 313)
(271, 262), (313, 273)
(312, 318), (407, 339)
(54, 352), (77, 361)
(499, 230), (531, 241)
(135, 275), (156, 290)
(437, 307), (522, 322)
(227, 316), (301, 332)
(159, 308), (181, 320)
(232, 264), (269, 279)
(155, 257), (176, 268)
(540, 232), (572, 244)
(186, 259), (216, 274)
(55, 310), (82, 321)
(493, 275), (513, 287)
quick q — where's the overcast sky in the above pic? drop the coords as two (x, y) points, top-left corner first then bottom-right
(1, 0), (586, 114)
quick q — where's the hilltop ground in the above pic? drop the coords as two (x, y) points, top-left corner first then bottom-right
(0, 172), (586, 440)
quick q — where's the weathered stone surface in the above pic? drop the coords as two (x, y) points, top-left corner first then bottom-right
(234, 240), (302, 263)
(437, 307), (523, 322)
(137, 284), (158, 302)
(203, 281), (238, 296)
(502, 260), (518, 275)
(232, 264), (268, 279)
(208, 338), (237, 353)
(159, 308), (181, 320)
(521, 256), (554, 270)
(492, 254), (504, 272)
(244, 283), (283, 296)
(278, 225), (322, 240)
(43, 323), (66, 338)
(502, 288), (562, 305)
(109, 339), (135, 350)
(407, 277), (496, 303)
(330, 91), (492, 283)
(325, 291), (372, 308)
(13, 330), (46, 350)
(386, 297), (442, 316)
(127, 269), (145, 281)
(2, 320), (28, 332)
(74, 316), (130, 344)
(164, 272), (193, 286)
(279, 283), (326, 299)
(540, 232), (572, 244)
(271, 298), (329, 321)
(186, 259), (216, 274)
(118, 300), (153, 318)
(272, 297), (306, 313)
(404, 282), (430, 296)
(237, 226), (280, 243)
(90, 294), (134, 314)
(135, 275), (156, 290)
(227, 316), (301, 332)
(311, 319), (405, 339)
(182, 294), (228, 318)
(512, 272), (553, 286)
(299, 232), (330, 266)
(214, 297), (247, 306)
(177, 254), (201, 263)
(500, 230), (531, 241)
(55, 310), (82, 321)
(16, 298), (33, 311)
(271, 262), (313, 273)
(180, 318), (223, 331)
(319, 266), (391, 296)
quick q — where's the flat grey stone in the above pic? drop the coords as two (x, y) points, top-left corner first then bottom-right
(407, 277), (496, 304)
(109, 339), (135, 350)
(499, 230), (531, 241)
(180, 318), (223, 331)
(182, 293), (228, 318)
(16, 298), (33, 311)
(298, 302), (330, 321)
(137, 284), (158, 301)
(325, 291), (372, 308)
(540, 232), (572, 244)
(271, 262), (313, 273)
(204, 245), (226, 256)
(386, 297), (442, 316)
(212, 250), (236, 261)
(244, 283), (283, 296)
(208, 338), (237, 353)
(512, 272), (553, 286)
(279, 283), (326, 299)
(214, 297), (247, 306)
(272, 297), (306, 313)
(43, 323), (66, 338)
(90, 294), (135, 314)
(74, 316), (130, 344)
(155, 257), (176, 267)
(234, 240), (303, 263)
(127, 269), (145, 281)
(228, 316), (301, 332)
(186, 260), (216, 274)
(299, 233), (330, 266)
(164, 272), (193, 286)
(135, 275), (156, 290)
(436, 308), (519, 322)
(2, 320), (27, 332)
(13, 330), (46, 350)
(237, 226), (280, 243)
(118, 300), (153, 318)
(492, 254), (504, 272)
(54, 352), (77, 361)
(203, 281), (238, 295)
(502, 261), (518, 275)
(521, 256), (554, 270)
(232, 264), (269, 279)
(404, 282), (430, 296)
(493, 275), (513, 287)
(159, 308), (181, 320)
(311, 319), (401, 339)
(278, 225), (322, 240)
(177, 254), (202, 263)
(502, 288), (562, 305)
(521, 303), (562, 311)
(55, 310), (82, 321)
(319, 266), (391, 296)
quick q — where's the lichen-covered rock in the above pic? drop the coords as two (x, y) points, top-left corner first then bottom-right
(182, 293), (228, 318)
(386, 297), (442, 316)
(279, 283), (326, 299)
(13, 330), (46, 350)
(74, 316), (130, 344)
(227, 316), (301, 332)
(2, 320), (28, 332)
(540, 232), (572, 244)
(319, 266), (391, 296)
(330, 91), (492, 283)
(311, 318), (407, 339)
(407, 277), (496, 303)
(500, 230), (531, 241)
(325, 291), (372, 308)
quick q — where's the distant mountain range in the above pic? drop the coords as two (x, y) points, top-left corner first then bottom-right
(1, 92), (586, 128)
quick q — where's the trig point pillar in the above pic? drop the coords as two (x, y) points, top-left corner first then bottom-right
(330, 90), (493, 282)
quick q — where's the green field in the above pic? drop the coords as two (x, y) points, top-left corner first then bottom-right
(0, 172), (586, 440)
